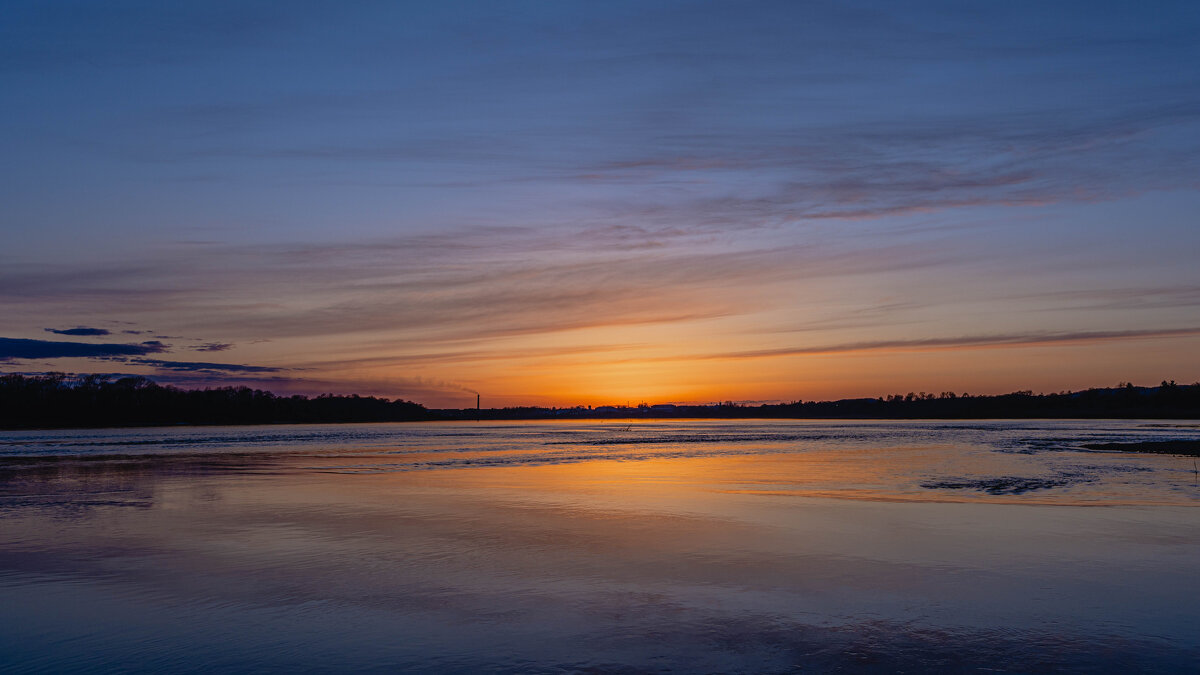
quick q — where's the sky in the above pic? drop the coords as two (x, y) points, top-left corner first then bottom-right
(2, 0), (1199, 408)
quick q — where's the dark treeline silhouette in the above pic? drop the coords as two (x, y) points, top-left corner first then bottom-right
(437, 381), (1200, 421)
(3, 374), (1199, 429)
(0, 373), (431, 429)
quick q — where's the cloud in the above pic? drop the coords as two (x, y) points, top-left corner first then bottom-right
(37, 0), (1195, 234)
(45, 326), (111, 336)
(0, 230), (964, 348)
(676, 327), (1200, 362)
(3, 369), (300, 394)
(128, 358), (282, 374)
(2, 1), (1197, 404)
(570, 98), (1200, 233)
(306, 343), (648, 370)
(383, 376), (477, 397)
(0, 337), (167, 361)
(1014, 285), (1200, 312)
(0, 370), (468, 403)
(193, 342), (233, 352)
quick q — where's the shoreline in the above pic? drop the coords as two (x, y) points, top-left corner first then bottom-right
(3, 414), (1200, 433)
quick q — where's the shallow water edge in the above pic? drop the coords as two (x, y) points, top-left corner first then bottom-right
(1, 420), (1197, 672)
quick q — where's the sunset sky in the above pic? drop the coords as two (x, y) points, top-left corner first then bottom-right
(3, 1), (1199, 407)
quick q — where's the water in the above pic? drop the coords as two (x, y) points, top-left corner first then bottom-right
(1, 419), (1198, 672)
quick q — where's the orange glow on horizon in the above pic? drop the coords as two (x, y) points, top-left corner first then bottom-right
(317, 332), (1200, 408)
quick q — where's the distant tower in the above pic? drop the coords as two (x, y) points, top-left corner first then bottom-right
(476, 393), (480, 421)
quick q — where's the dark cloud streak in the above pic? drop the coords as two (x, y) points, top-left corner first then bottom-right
(45, 327), (111, 336)
(0, 337), (167, 361)
(129, 358), (281, 373)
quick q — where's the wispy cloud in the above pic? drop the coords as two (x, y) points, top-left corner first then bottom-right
(0, 232), (966, 345)
(305, 343), (649, 370)
(4, 1), (1199, 402)
(41, 2), (1197, 233)
(193, 342), (233, 352)
(677, 327), (1200, 362)
(1012, 285), (1200, 312)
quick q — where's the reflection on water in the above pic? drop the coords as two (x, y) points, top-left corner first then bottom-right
(1, 420), (1198, 672)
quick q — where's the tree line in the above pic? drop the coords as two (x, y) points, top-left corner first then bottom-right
(2, 373), (1198, 429)
(753, 381), (1200, 419)
(442, 381), (1200, 420)
(0, 373), (431, 429)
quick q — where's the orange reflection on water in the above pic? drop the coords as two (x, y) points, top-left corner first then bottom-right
(364, 442), (1193, 509)
(2, 423), (1200, 672)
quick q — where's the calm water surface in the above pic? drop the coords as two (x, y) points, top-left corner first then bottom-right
(1, 419), (1198, 673)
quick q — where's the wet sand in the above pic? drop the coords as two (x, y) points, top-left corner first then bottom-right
(1082, 439), (1200, 456)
